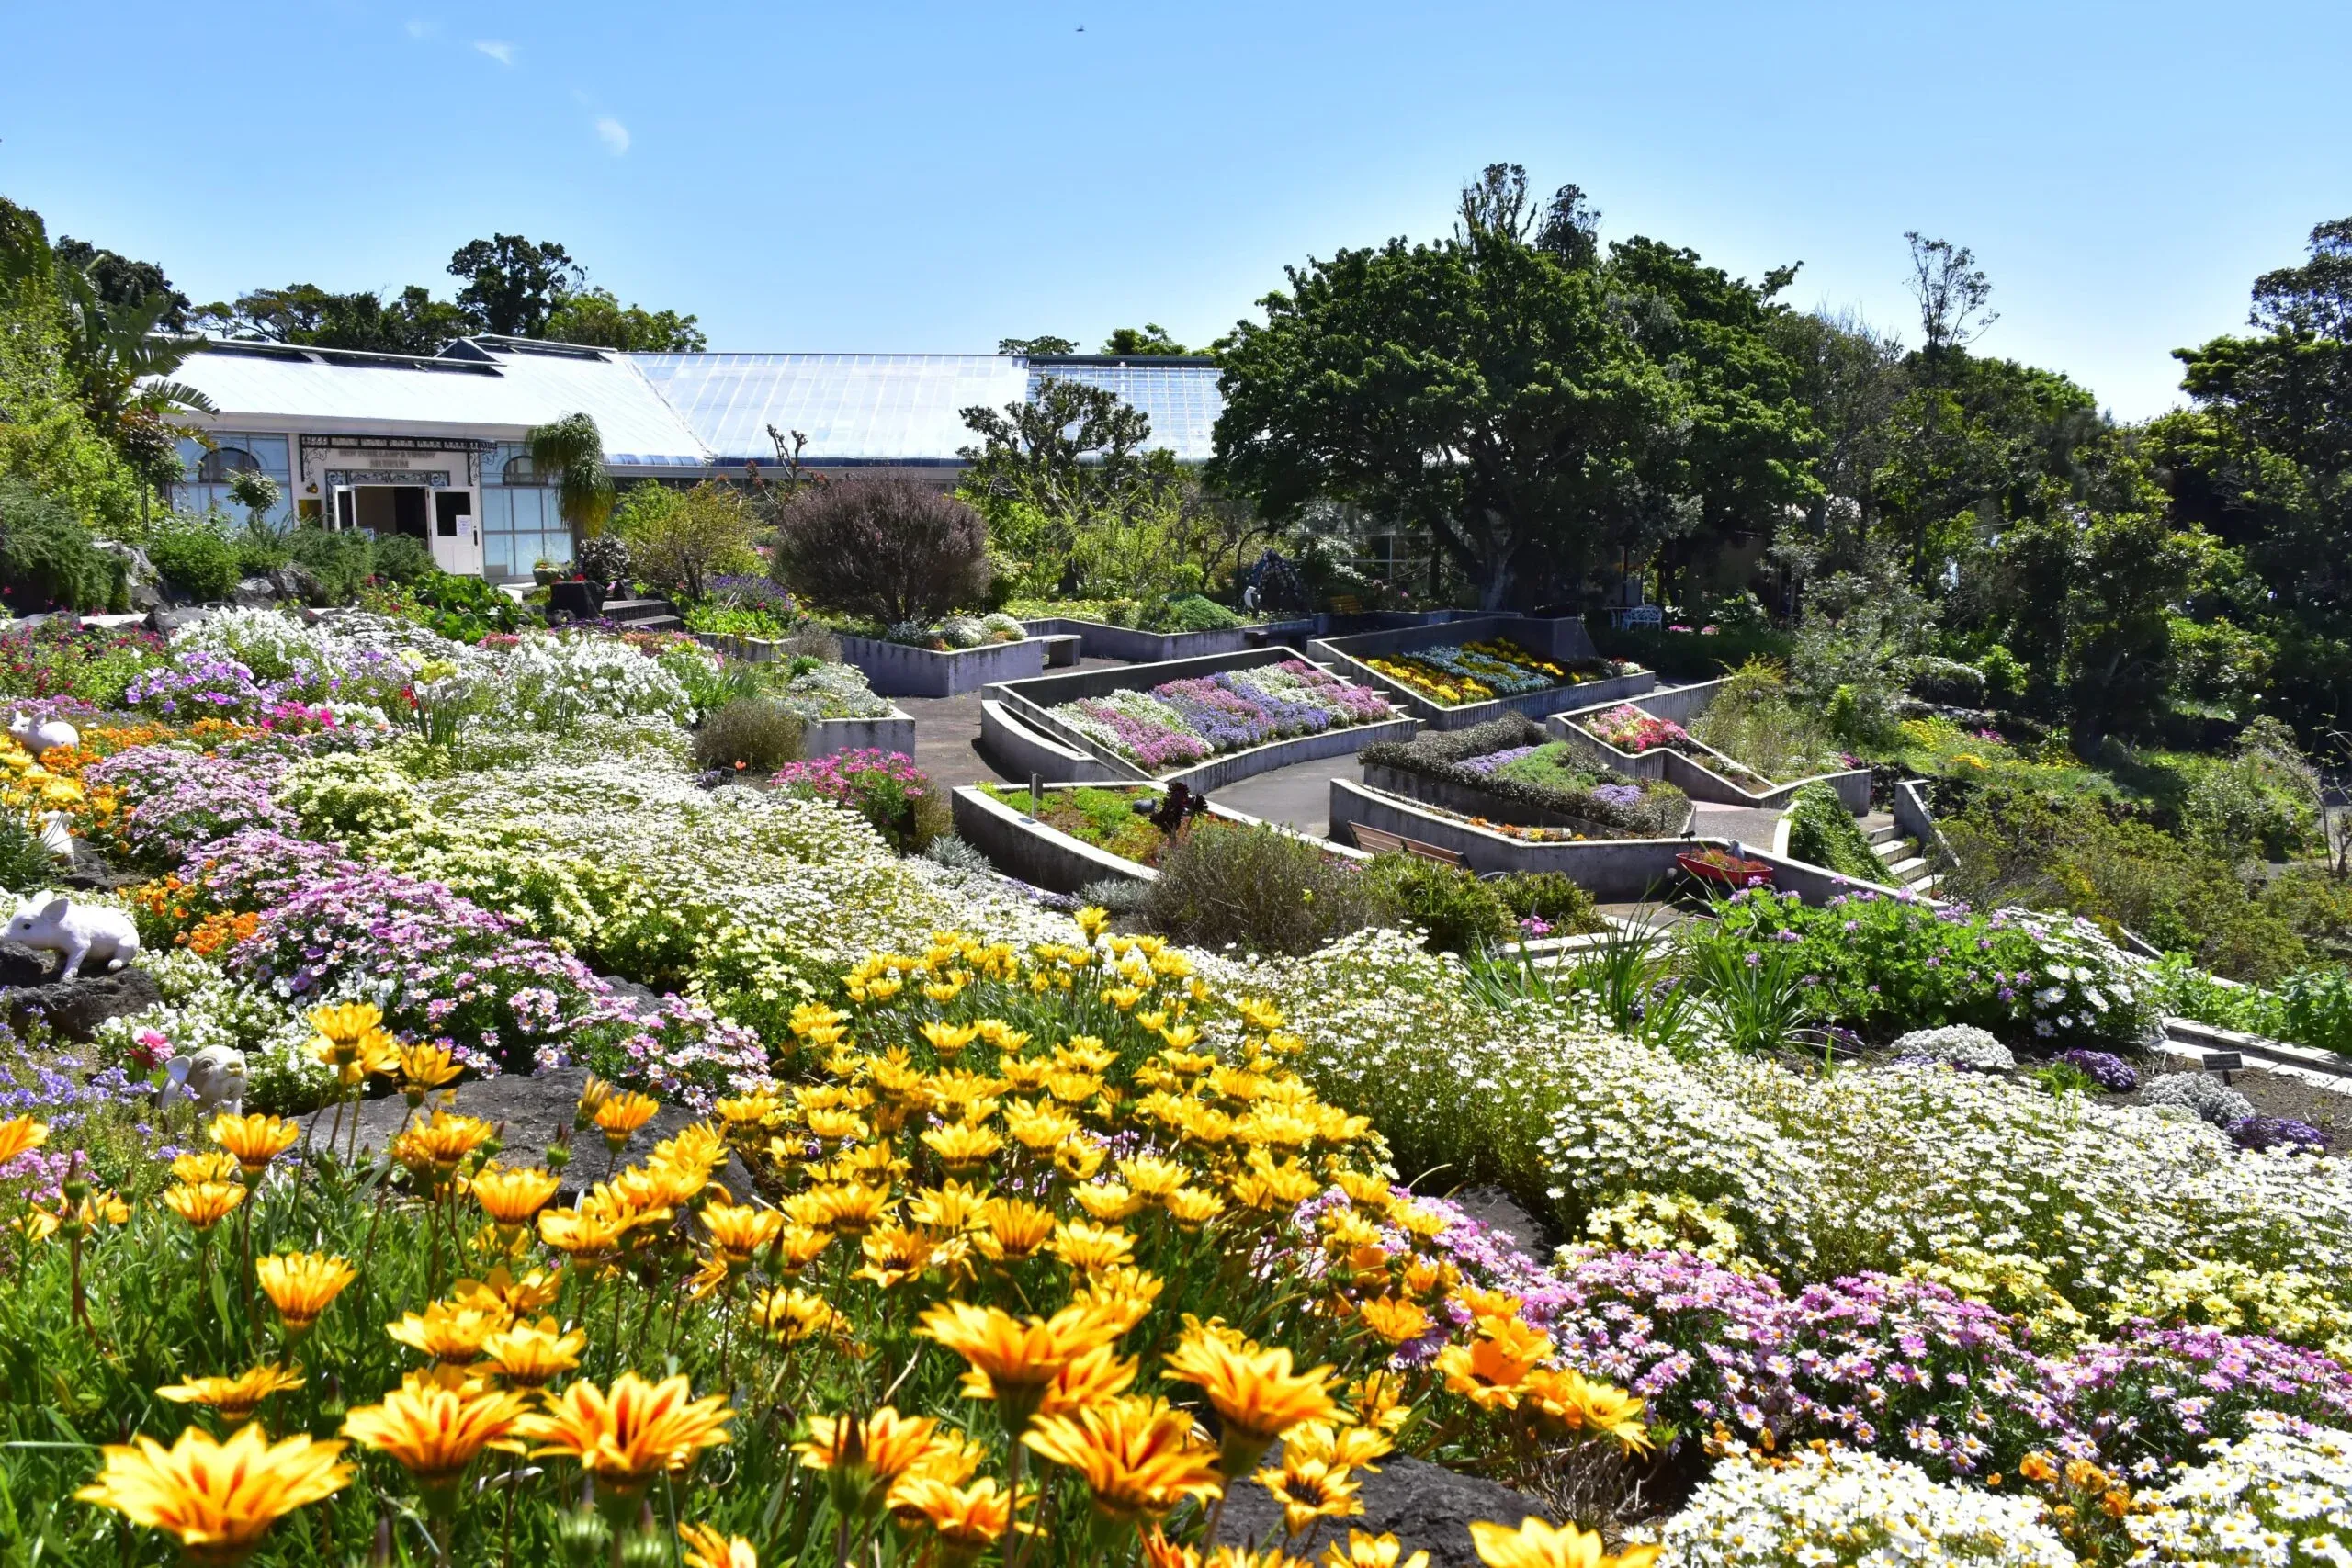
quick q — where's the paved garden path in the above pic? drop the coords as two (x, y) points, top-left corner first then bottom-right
(893, 657), (1130, 790)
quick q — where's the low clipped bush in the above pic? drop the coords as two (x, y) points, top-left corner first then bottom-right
(691, 696), (807, 774)
(1784, 781), (1885, 883)
(1361, 852), (1513, 953)
(368, 534), (435, 585)
(284, 526), (376, 603)
(147, 525), (242, 603)
(1142, 818), (1375, 954)
(1159, 593), (1241, 631)
(1491, 870), (1600, 932)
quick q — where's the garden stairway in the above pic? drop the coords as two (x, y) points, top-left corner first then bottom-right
(600, 596), (684, 634)
(1865, 819), (1941, 896)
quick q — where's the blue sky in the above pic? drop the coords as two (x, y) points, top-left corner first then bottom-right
(6, 0), (2347, 419)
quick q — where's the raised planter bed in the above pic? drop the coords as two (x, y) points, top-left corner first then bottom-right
(1329, 779), (1907, 902)
(835, 633), (1078, 698)
(802, 710), (915, 761)
(1547, 681), (1872, 814)
(952, 782), (1366, 896)
(1309, 615), (1655, 729)
(984, 647), (1418, 793)
(1017, 616), (1252, 663)
(1360, 761), (1694, 839)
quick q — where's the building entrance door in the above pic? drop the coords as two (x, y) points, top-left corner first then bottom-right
(431, 491), (482, 576)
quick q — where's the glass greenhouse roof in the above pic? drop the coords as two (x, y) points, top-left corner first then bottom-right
(1028, 360), (1223, 462)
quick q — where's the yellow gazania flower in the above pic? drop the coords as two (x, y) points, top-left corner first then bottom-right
(255, 1252), (357, 1336)
(517, 1372), (733, 1497)
(750, 1286), (842, 1345)
(171, 1150), (243, 1185)
(1234, 998), (1284, 1034)
(0, 1114), (48, 1166)
(391, 1111), (495, 1179)
(1466, 1517), (1660, 1568)
(972, 1197), (1057, 1263)
(537, 1205), (627, 1266)
(701, 1198), (784, 1264)
(1072, 1266), (1165, 1335)
(156, 1363), (305, 1427)
(1055, 1140), (1108, 1183)
(770, 1224), (835, 1277)
(1521, 1369), (1650, 1450)
(386, 1301), (508, 1365)
(1022, 1395), (1223, 1525)
(890, 1474), (1017, 1564)
(1162, 1321), (1340, 1475)
(679, 1522), (760, 1568)
(856, 1223), (942, 1290)
(1118, 1156), (1189, 1200)
(1432, 1318), (1552, 1411)
(1163, 1187), (1227, 1232)
(476, 1317), (586, 1388)
(164, 1180), (247, 1234)
(713, 1091), (782, 1129)
(1051, 1220), (1136, 1277)
(593, 1090), (660, 1149)
(1002, 1099), (1079, 1152)
(1321, 1529), (1430, 1568)
(308, 1000), (385, 1050)
(343, 1371), (530, 1495)
(1037, 1342), (1138, 1420)
(1255, 1438), (1366, 1539)
(1073, 1182), (1144, 1223)
(907, 1179), (989, 1235)
(1356, 1296), (1435, 1346)
(208, 1112), (300, 1178)
(918, 1301), (1124, 1432)
(920, 1021), (979, 1059)
(394, 1041), (464, 1101)
(75, 1423), (352, 1562)
(1453, 1287), (1525, 1325)
(804, 1107), (871, 1144)
(1074, 907), (1111, 941)
(921, 1122), (1003, 1174)
(795, 1405), (951, 1519)
(470, 1164), (561, 1228)
(808, 1182), (893, 1236)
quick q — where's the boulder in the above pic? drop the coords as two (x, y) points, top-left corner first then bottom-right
(1216, 1452), (1544, 1568)
(5, 964), (164, 1042)
(145, 604), (210, 637)
(229, 575), (279, 609)
(1445, 1185), (1553, 1261)
(92, 540), (163, 612)
(297, 1065), (755, 1196)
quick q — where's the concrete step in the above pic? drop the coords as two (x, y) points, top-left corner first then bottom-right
(1871, 838), (1909, 860)
(600, 597), (677, 624)
(1884, 854), (1930, 882)
(1866, 822), (1906, 846)
(618, 615), (684, 634)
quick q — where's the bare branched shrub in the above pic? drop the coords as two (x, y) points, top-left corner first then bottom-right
(773, 479), (989, 626)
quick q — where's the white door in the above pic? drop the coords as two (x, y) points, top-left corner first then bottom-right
(431, 490), (483, 577)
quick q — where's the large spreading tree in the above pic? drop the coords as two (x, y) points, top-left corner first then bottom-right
(1209, 164), (1815, 610)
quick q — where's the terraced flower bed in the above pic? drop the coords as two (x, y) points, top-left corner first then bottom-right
(1361, 716), (1692, 838)
(1050, 659), (1395, 773)
(977, 782), (1170, 864)
(1365, 639), (1630, 706)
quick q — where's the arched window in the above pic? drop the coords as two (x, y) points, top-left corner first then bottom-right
(196, 446), (261, 483)
(502, 455), (542, 485)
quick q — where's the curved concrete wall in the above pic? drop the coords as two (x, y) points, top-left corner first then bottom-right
(978, 701), (1131, 784)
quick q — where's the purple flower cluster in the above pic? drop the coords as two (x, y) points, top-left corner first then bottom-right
(2055, 1324), (2352, 1475)
(2056, 1048), (2139, 1090)
(86, 745), (297, 866)
(1153, 672), (1331, 751)
(1459, 745), (1543, 777)
(706, 574), (796, 613)
(1589, 783), (1646, 808)
(2229, 1114), (2327, 1153)
(122, 650), (276, 718)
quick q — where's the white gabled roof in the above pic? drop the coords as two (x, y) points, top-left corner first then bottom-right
(167, 339), (712, 467)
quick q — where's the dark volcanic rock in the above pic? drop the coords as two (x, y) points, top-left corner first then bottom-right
(0, 942), (59, 988)
(1216, 1452), (1544, 1568)
(298, 1066), (753, 1196)
(6, 965), (164, 1041)
(1445, 1185), (1553, 1260)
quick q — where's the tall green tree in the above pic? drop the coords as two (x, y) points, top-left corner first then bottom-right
(1100, 324), (1191, 355)
(542, 288), (705, 352)
(447, 234), (582, 338)
(195, 284), (471, 355)
(958, 379), (1178, 589)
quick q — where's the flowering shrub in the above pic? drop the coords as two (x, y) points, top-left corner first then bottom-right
(2125, 1415), (2352, 1565)
(1053, 660), (1392, 773)
(1888, 1023), (2015, 1072)
(0, 618), (167, 706)
(1647, 1444), (2075, 1567)
(84, 745), (297, 866)
(2055, 1325), (2352, 1475)
(1704, 886), (2154, 1049)
(2056, 1047), (2138, 1090)
(1586, 704), (1690, 754)
(769, 749), (946, 853)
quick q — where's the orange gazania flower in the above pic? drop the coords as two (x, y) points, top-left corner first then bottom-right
(208, 1112), (299, 1178)
(471, 1165), (561, 1228)
(517, 1371), (733, 1497)
(343, 1371), (529, 1495)
(678, 1523), (760, 1568)
(1355, 1296), (1434, 1346)
(592, 1091), (659, 1150)
(156, 1363), (305, 1427)
(1161, 1321), (1339, 1474)
(74, 1423), (352, 1562)
(917, 1301), (1124, 1432)
(1433, 1317), (1551, 1412)
(164, 1180), (247, 1234)
(794, 1405), (950, 1517)
(476, 1317), (586, 1388)
(386, 1301), (507, 1365)
(255, 1252), (356, 1336)
(0, 1114), (48, 1166)
(1022, 1395), (1223, 1525)
(889, 1474), (1017, 1563)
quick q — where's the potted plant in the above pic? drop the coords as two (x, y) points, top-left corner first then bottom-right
(531, 558), (560, 588)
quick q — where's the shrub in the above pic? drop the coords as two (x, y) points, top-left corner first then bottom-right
(1491, 870), (1600, 932)
(1160, 592), (1240, 631)
(691, 697), (806, 774)
(368, 534), (435, 585)
(576, 532), (632, 585)
(2278, 964), (2352, 1056)
(768, 748), (947, 852)
(0, 480), (110, 612)
(631, 481), (760, 601)
(282, 526), (375, 603)
(1361, 852), (1513, 953)
(0, 815), (56, 895)
(147, 525), (242, 602)
(774, 478), (989, 626)
(1142, 818), (1375, 954)
(1782, 782), (1883, 882)
(1909, 655), (1987, 705)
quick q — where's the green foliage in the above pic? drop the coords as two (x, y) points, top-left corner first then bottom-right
(1591, 621), (1794, 679)
(0, 619), (167, 705)
(1141, 819), (1375, 955)
(1690, 660), (1850, 782)
(541, 286), (706, 351)
(1489, 870), (1601, 932)
(689, 697), (806, 773)
(0, 479), (111, 611)
(146, 522), (240, 602)
(1360, 716), (1691, 837)
(280, 750), (428, 843)
(978, 784), (1168, 865)
(1783, 782), (1883, 883)
(0, 816), (56, 896)
(367, 533), (435, 585)
(2278, 965), (2352, 1057)
(1360, 852), (1513, 953)
(526, 412), (616, 540)
(280, 525), (375, 603)
(629, 482), (760, 601)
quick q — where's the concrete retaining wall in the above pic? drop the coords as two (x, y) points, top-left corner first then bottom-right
(1547, 682), (1871, 813)
(978, 700), (1134, 784)
(1018, 617), (1251, 662)
(1329, 780), (1910, 903)
(802, 710), (915, 760)
(836, 634), (1074, 697)
(1309, 615), (1645, 729)
(1161, 716), (1419, 794)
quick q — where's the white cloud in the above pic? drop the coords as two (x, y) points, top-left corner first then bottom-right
(404, 17), (437, 39)
(594, 116), (631, 155)
(473, 39), (514, 65)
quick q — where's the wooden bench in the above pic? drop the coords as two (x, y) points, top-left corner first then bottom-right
(1350, 823), (1464, 866)
(1328, 595), (1363, 615)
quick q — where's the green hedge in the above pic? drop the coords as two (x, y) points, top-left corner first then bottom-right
(1782, 781), (1885, 883)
